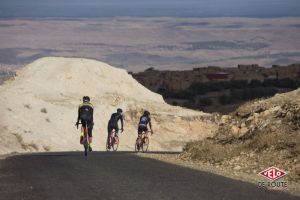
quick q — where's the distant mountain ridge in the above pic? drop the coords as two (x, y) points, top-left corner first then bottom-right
(1, 0), (300, 18)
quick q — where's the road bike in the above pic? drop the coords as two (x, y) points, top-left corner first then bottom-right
(135, 131), (151, 152)
(106, 129), (120, 151)
(77, 122), (90, 156)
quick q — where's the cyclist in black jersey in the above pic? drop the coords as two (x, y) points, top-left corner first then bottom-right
(107, 108), (124, 144)
(75, 96), (94, 151)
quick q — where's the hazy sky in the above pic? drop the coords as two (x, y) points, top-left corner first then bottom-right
(0, 0), (300, 18)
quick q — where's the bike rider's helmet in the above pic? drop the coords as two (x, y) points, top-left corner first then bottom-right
(144, 110), (150, 116)
(117, 108), (123, 113)
(83, 96), (90, 103)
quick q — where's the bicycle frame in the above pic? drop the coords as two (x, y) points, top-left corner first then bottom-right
(78, 122), (90, 156)
(108, 129), (116, 145)
(106, 129), (119, 151)
(137, 131), (149, 143)
(135, 131), (150, 152)
(81, 125), (89, 144)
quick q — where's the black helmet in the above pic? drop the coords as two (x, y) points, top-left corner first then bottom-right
(83, 96), (90, 103)
(144, 110), (150, 116)
(117, 108), (123, 113)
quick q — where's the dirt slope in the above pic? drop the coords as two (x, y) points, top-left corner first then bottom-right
(182, 89), (300, 182)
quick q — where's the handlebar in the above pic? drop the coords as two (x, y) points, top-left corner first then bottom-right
(141, 130), (153, 135)
(112, 129), (124, 134)
(75, 122), (81, 129)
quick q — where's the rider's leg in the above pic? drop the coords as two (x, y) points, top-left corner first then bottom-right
(107, 126), (113, 148)
(114, 127), (119, 137)
(87, 122), (93, 151)
(80, 126), (84, 144)
(80, 121), (86, 144)
(109, 126), (113, 139)
(142, 127), (148, 140)
(137, 133), (143, 149)
(137, 126), (143, 141)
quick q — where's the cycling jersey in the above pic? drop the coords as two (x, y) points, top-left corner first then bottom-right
(139, 115), (150, 127)
(78, 102), (94, 122)
(137, 114), (152, 135)
(108, 113), (123, 127)
(77, 102), (94, 137)
(108, 112), (123, 135)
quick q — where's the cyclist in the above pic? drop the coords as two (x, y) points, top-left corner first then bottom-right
(75, 96), (94, 151)
(138, 110), (153, 136)
(107, 108), (124, 149)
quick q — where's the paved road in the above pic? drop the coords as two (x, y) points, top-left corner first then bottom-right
(0, 152), (298, 200)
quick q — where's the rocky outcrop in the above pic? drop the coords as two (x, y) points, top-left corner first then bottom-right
(0, 57), (216, 154)
(182, 89), (300, 182)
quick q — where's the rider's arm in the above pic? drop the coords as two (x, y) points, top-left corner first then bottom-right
(91, 106), (94, 123)
(149, 118), (152, 131)
(120, 115), (124, 131)
(76, 106), (80, 124)
(137, 116), (142, 127)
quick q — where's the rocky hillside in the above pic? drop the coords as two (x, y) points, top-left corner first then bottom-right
(182, 89), (300, 182)
(0, 57), (216, 154)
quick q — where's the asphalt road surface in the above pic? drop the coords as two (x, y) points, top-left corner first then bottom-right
(0, 152), (298, 200)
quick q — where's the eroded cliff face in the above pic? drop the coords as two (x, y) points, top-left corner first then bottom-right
(0, 57), (216, 154)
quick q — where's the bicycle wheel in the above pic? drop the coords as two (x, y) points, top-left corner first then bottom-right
(82, 124), (89, 156)
(84, 140), (88, 156)
(106, 138), (111, 151)
(135, 138), (140, 152)
(112, 136), (119, 151)
(142, 137), (149, 152)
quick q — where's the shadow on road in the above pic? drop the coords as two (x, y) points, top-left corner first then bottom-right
(4, 151), (181, 159)
(1, 151), (298, 200)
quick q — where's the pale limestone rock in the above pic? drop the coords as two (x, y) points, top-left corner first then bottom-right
(0, 57), (216, 154)
(231, 125), (240, 135)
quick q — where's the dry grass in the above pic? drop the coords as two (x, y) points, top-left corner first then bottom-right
(183, 140), (241, 163)
(191, 131), (299, 160)
(27, 142), (39, 151)
(182, 91), (300, 182)
(246, 130), (299, 153)
(183, 130), (300, 181)
(43, 145), (51, 152)
(13, 133), (39, 151)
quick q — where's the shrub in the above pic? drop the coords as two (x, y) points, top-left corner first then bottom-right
(198, 97), (213, 107)
(249, 79), (262, 87)
(229, 80), (248, 89)
(263, 78), (278, 87)
(218, 94), (231, 105)
(157, 87), (166, 94)
(278, 78), (294, 88)
(230, 89), (243, 101)
(172, 101), (178, 106)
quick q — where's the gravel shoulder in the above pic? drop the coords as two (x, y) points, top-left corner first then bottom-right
(138, 152), (300, 197)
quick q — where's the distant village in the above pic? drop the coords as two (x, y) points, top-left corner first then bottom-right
(131, 64), (300, 92)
